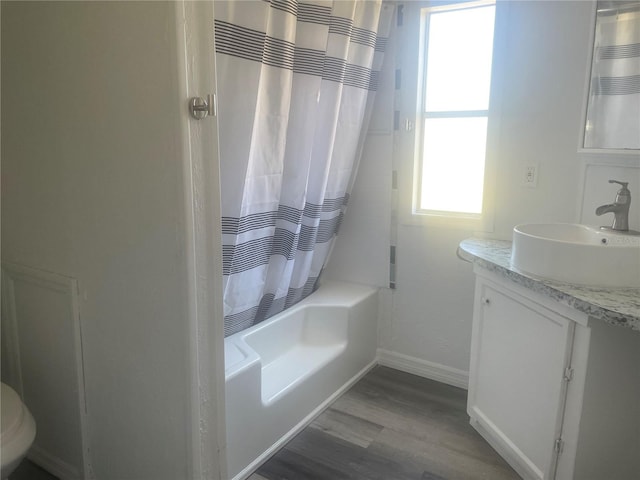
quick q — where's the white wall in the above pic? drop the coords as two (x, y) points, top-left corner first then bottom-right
(580, 159), (640, 229)
(1, 2), (221, 478)
(325, 1), (639, 382)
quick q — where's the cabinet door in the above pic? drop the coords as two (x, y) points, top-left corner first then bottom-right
(468, 278), (574, 480)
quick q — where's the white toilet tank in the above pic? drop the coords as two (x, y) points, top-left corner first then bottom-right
(1, 382), (36, 479)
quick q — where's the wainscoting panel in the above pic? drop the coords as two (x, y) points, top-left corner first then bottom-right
(1, 263), (91, 480)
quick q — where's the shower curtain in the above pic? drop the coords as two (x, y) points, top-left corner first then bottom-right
(584, 4), (640, 149)
(214, 0), (392, 336)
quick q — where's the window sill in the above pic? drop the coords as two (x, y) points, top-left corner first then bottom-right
(399, 209), (493, 232)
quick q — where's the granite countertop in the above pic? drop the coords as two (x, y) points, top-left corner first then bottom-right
(458, 237), (640, 332)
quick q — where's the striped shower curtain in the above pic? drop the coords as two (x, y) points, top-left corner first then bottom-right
(584, 3), (640, 149)
(214, 0), (392, 336)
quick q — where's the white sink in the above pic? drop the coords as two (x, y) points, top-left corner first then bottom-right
(511, 223), (640, 287)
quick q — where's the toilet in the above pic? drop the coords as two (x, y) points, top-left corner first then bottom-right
(1, 382), (36, 479)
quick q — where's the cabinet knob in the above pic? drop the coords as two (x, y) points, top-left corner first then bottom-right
(482, 297), (491, 305)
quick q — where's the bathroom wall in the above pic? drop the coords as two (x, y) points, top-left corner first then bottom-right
(2, 2), (223, 479)
(579, 159), (640, 230)
(325, 1), (639, 383)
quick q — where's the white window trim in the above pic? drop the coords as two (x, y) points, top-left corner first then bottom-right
(396, 0), (509, 232)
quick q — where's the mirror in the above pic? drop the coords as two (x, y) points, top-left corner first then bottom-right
(583, 1), (640, 150)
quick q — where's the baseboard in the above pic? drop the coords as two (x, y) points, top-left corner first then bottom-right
(376, 348), (469, 390)
(28, 445), (82, 480)
(231, 359), (378, 480)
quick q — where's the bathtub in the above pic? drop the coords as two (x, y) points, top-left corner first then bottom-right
(224, 281), (378, 479)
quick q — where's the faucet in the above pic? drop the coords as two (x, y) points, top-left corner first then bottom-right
(595, 180), (631, 232)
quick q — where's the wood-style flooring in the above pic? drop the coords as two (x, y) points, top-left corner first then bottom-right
(249, 366), (519, 480)
(10, 367), (519, 480)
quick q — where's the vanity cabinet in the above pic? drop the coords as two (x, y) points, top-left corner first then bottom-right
(468, 267), (640, 480)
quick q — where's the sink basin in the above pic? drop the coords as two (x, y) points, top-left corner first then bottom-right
(511, 223), (640, 287)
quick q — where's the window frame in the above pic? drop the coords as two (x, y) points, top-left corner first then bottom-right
(397, 0), (505, 231)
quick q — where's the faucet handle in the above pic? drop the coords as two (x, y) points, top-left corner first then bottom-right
(609, 179), (629, 189)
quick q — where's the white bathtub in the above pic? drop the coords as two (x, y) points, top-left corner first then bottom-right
(224, 281), (378, 479)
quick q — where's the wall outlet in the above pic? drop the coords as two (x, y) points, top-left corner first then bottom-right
(523, 164), (538, 188)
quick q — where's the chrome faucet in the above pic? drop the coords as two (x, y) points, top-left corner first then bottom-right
(595, 180), (631, 231)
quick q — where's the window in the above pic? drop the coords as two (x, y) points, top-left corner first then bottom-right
(416, 1), (496, 217)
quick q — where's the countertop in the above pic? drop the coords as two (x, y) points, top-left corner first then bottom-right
(458, 238), (640, 332)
